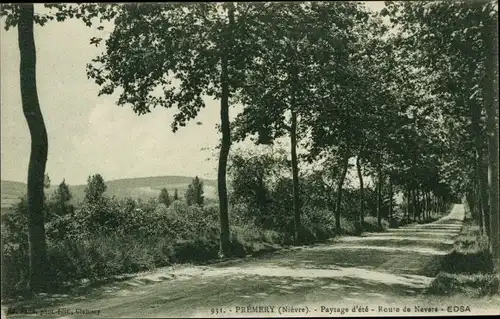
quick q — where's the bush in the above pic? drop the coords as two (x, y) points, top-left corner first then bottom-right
(5, 166), (423, 299)
(1, 194), (293, 298)
(427, 272), (499, 297)
(363, 216), (389, 232)
(171, 237), (219, 263)
(438, 220), (493, 274)
(231, 225), (285, 257)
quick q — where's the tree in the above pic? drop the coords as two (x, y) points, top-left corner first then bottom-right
(1, 2), (118, 293)
(383, 0), (499, 269)
(55, 179), (72, 203)
(228, 147), (288, 226)
(86, 3), (264, 257)
(233, 2), (368, 241)
(484, 11), (500, 269)
(173, 188), (179, 201)
(47, 179), (74, 221)
(185, 176), (204, 206)
(1, 4), (51, 293)
(304, 4), (392, 233)
(84, 174), (107, 203)
(158, 188), (171, 207)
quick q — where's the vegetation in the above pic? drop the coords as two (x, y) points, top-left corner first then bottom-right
(158, 188), (171, 207)
(427, 205), (499, 296)
(2, 169), (423, 298)
(185, 176), (204, 206)
(0, 1), (498, 297)
(382, 0), (499, 270)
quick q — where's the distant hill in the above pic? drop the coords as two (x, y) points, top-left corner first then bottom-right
(1, 180), (27, 210)
(1, 176), (217, 210)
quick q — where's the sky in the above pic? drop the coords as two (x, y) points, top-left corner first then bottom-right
(1, 2), (385, 186)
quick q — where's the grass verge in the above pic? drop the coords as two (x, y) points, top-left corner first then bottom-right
(425, 218), (499, 297)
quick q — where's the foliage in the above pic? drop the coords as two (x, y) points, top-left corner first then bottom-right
(158, 188), (171, 207)
(228, 147), (288, 223)
(185, 176), (204, 206)
(2, 0), (496, 298)
(426, 218), (498, 296)
(84, 2), (274, 256)
(84, 174), (107, 204)
(1, 184), (288, 297)
(382, 0), (499, 264)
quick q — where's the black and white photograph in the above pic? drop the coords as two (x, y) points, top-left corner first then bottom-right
(1, 1), (499, 317)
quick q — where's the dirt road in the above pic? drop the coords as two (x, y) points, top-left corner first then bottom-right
(3, 204), (499, 317)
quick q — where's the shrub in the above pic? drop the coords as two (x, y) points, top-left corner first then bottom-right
(170, 236), (219, 263)
(427, 272), (499, 297)
(426, 218), (497, 297)
(436, 221), (493, 275)
(363, 216), (389, 232)
(231, 224), (285, 257)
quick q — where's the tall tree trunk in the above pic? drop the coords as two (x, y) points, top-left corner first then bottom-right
(412, 188), (417, 222)
(388, 176), (393, 226)
(469, 64), (491, 237)
(217, 3), (234, 258)
(484, 16), (499, 267)
(289, 59), (302, 244)
(426, 191), (430, 220)
(439, 195), (443, 215)
(335, 148), (350, 233)
(418, 189), (423, 221)
(437, 196), (440, 215)
(431, 192), (435, 218)
(430, 192), (434, 219)
(435, 193), (438, 216)
(356, 154), (364, 231)
(423, 191), (427, 218)
(416, 188), (420, 221)
(290, 110), (301, 244)
(473, 124), (491, 238)
(376, 161), (383, 229)
(418, 189), (422, 220)
(427, 192), (431, 220)
(433, 194), (437, 218)
(422, 191), (426, 220)
(429, 192), (433, 218)
(473, 178), (484, 231)
(18, 4), (49, 293)
(420, 190), (424, 220)
(467, 188), (478, 224)
(406, 184), (411, 224)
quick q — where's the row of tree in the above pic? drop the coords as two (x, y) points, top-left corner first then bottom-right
(381, 0), (499, 270)
(158, 176), (204, 207)
(48, 173), (205, 208)
(81, 2), (467, 253)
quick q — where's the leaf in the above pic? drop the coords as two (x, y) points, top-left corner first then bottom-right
(89, 36), (103, 47)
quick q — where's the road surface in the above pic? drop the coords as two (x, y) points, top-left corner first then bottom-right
(3, 204), (499, 317)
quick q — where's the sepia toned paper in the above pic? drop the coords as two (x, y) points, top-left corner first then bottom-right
(1, 1), (499, 318)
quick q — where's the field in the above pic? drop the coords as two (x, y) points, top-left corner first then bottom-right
(0, 176), (217, 210)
